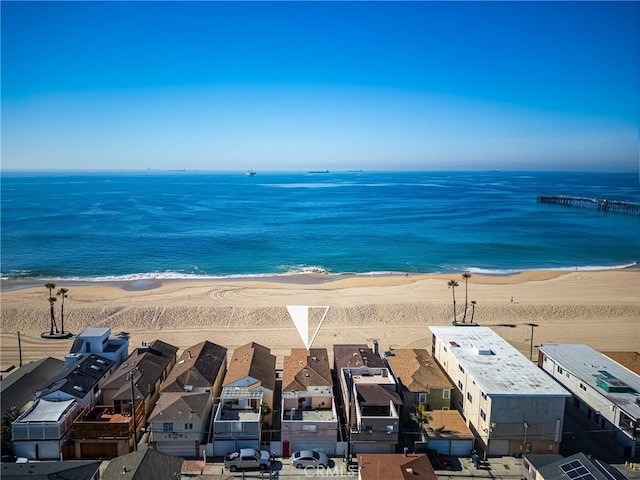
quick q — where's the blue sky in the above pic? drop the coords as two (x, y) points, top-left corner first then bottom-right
(2, 1), (638, 172)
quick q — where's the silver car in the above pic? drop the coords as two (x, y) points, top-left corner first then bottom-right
(291, 450), (330, 468)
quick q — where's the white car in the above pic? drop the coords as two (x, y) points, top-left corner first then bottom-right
(291, 450), (330, 468)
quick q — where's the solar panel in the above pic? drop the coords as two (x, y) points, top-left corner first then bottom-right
(559, 459), (597, 480)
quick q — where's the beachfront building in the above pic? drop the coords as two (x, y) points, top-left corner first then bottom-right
(37, 354), (116, 411)
(1, 357), (64, 418)
(384, 348), (453, 422)
(65, 327), (129, 367)
(147, 341), (227, 458)
(538, 344), (640, 458)
(429, 326), (570, 457)
(69, 340), (178, 459)
(147, 392), (211, 458)
(385, 348), (467, 454)
(159, 341), (227, 396)
(12, 398), (78, 460)
(211, 342), (276, 456)
(13, 354), (117, 459)
(334, 344), (402, 455)
(281, 348), (338, 455)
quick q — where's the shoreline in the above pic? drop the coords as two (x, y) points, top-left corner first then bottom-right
(2, 264), (638, 292)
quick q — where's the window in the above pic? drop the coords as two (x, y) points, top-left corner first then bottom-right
(459, 365), (465, 374)
(163, 423), (173, 432)
(443, 390), (450, 399)
(184, 423), (193, 430)
(458, 380), (463, 390)
(386, 425), (394, 435)
(557, 366), (563, 374)
(480, 409), (486, 420)
(580, 383), (587, 391)
(302, 424), (316, 432)
(481, 392), (487, 400)
(418, 393), (427, 404)
(466, 392), (473, 403)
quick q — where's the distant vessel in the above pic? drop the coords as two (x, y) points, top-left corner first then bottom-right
(246, 168), (256, 176)
(309, 169), (330, 174)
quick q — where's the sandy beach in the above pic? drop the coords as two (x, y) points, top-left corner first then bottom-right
(1, 269), (638, 371)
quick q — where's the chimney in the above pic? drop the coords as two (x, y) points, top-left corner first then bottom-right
(188, 350), (192, 359)
(373, 340), (379, 356)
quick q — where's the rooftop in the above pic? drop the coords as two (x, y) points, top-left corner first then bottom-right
(161, 340), (227, 392)
(357, 453), (436, 480)
(223, 342), (276, 391)
(282, 348), (332, 392)
(334, 344), (384, 370)
(539, 344), (640, 418)
(385, 348), (452, 392)
(429, 326), (570, 397)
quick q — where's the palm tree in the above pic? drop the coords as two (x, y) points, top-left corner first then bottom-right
(44, 283), (58, 335)
(57, 288), (69, 334)
(447, 279), (459, 324)
(461, 273), (472, 323)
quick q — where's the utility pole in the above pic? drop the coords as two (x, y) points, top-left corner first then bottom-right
(18, 331), (23, 367)
(346, 365), (353, 462)
(127, 367), (138, 451)
(526, 323), (539, 361)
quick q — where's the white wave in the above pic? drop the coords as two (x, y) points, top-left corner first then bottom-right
(465, 262), (637, 276)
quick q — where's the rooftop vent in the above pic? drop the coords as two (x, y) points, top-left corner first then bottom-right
(473, 346), (494, 356)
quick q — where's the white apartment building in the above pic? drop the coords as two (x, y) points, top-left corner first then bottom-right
(538, 344), (640, 458)
(429, 326), (570, 457)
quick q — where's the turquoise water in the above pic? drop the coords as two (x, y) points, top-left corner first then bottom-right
(1, 171), (638, 281)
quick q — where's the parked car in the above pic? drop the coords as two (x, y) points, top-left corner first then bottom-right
(426, 449), (453, 470)
(291, 450), (330, 469)
(224, 448), (272, 471)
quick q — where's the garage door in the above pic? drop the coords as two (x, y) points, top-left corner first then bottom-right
(290, 439), (336, 455)
(449, 440), (473, 457)
(427, 439), (449, 455)
(80, 442), (118, 459)
(238, 439), (259, 450)
(489, 440), (510, 456)
(157, 441), (198, 458)
(213, 440), (236, 457)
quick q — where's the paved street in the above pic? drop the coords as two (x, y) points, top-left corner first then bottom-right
(188, 454), (640, 480)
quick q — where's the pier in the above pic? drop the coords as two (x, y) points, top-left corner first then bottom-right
(537, 195), (640, 216)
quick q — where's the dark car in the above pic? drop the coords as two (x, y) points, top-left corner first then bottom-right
(426, 449), (453, 470)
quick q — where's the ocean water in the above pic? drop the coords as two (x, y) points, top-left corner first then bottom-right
(1, 171), (638, 282)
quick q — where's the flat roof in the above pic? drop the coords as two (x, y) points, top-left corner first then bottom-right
(539, 344), (640, 418)
(17, 398), (75, 423)
(78, 327), (111, 338)
(429, 326), (570, 397)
